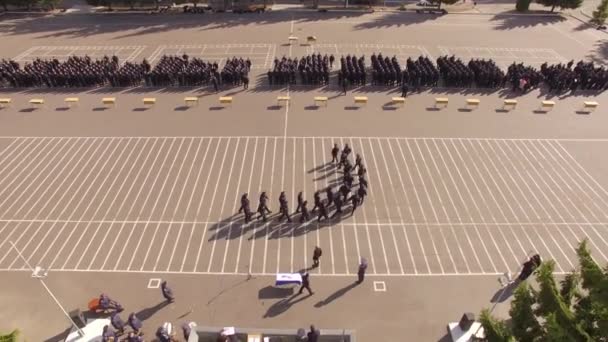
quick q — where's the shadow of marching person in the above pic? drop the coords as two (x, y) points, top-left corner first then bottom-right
(314, 282), (358, 308)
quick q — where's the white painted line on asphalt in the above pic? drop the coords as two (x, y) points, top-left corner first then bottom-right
(131, 137), (181, 271)
(290, 137), (296, 273)
(84, 138), (155, 270)
(321, 138), (336, 275)
(394, 139), (433, 274)
(50, 138), (136, 270)
(211, 137), (245, 273)
(406, 139), (448, 274)
(124, 138), (178, 271)
(150, 138), (195, 271)
(373, 138), (405, 275)
(194, 137), (231, 272)
(4, 139), (96, 268)
(110, 138), (168, 270)
(34, 138), (122, 268)
(373, 281), (386, 292)
(386, 139), (417, 274)
(430, 139), (481, 273)
(248, 137), (268, 275)
(262, 137), (278, 275)
(179, 138), (217, 272)
(233, 137), (258, 274)
(157, 138), (200, 272)
(449, 139), (509, 272)
(147, 278), (161, 289)
(0, 139), (77, 266)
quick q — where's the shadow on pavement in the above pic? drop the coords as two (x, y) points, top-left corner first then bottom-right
(263, 293), (312, 318)
(135, 300), (170, 321)
(314, 281), (358, 308)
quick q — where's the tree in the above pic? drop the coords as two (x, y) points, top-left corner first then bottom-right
(0, 330), (20, 342)
(39, 0), (63, 10)
(592, 0), (608, 27)
(479, 309), (514, 342)
(437, 0), (459, 10)
(509, 282), (542, 342)
(536, 0), (583, 12)
(516, 0), (532, 12)
(480, 239), (608, 341)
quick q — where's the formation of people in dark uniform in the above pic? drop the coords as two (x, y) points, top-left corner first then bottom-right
(467, 59), (505, 88)
(371, 53), (401, 86)
(237, 143), (368, 225)
(541, 60), (608, 93)
(437, 55), (475, 88)
(297, 54), (331, 85)
(404, 56), (439, 89)
(145, 55), (217, 87)
(1, 53), (607, 95)
(506, 62), (543, 93)
(337, 55), (366, 87)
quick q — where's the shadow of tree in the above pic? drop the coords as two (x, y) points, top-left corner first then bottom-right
(489, 12), (565, 30)
(587, 39), (608, 66)
(0, 11), (369, 39)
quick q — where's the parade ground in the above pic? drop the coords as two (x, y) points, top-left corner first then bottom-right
(0, 8), (608, 341)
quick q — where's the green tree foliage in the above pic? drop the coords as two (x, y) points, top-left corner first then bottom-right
(516, 0), (532, 12)
(480, 239), (608, 341)
(536, 0), (583, 12)
(509, 283), (542, 342)
(479, 309), (515, 342)
(437, 0), (460, 10)
(592, 0), (608, 26)
(0, 330), (20, 342)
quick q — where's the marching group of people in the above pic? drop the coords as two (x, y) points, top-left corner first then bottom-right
(337, 55), (367, 88)
(237, 143), (369, 225)
(296, 54), (331, 85)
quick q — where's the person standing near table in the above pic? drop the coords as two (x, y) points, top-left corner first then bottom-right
(298, 272), (313, 295)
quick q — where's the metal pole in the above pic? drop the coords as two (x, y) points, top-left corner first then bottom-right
(9, 241), (85, 337)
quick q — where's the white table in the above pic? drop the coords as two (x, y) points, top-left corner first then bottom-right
(275, 273), (302, 286)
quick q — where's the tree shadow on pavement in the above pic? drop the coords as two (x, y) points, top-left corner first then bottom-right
(314, 281), (358, 308)
(489, 12), (565, 31)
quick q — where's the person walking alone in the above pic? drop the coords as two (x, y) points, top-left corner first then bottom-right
(356, 258), (368, 284)
(312, 246), (322, 268)
(298, 272), (313, 295)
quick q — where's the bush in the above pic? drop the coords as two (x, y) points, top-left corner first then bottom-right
(516, 0), (531, 11)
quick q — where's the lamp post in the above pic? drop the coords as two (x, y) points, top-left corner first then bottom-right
(9, 241), (84, 337)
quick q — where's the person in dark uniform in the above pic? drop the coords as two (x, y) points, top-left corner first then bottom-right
(341, 77), (348, 95)
(244, 205), (253, 223)
(110, 312), (126, 335)
(278, 200), (292, 223)
(317, 202), (329, 222)
(356, 258), (368, 284)
(354, 154), (362, 172)
(211, 75), (219, 92)
(161, 281), (174, 303)
(339, 184), (350, 202)
(257, 202), (268, 222)
(343, 143), (352, 156)
(401, 81), (409, 98)
(238, 193), (249, 214)
(358, 184), (367, 203)
(331, 144), (340, 164)
(128, 313), (143, 334)
(300, 200), (310, 223)
(343, 172), (354, 188)
(312, 191), (322, 212)
(350, 194), (361, 215)
(312, 246), (322, 268)
(517, 254), (542, 282)
(298, 272), (313, 295)
(329, 55), (335, 69)
(332, 194), (343, 218)
(242, 74), (249, 89)
(259, 192), (271, 213)
(326, 187), (334, 207)
(357, 165), (367, 178)
(296, 191), (304, 213)
(359, 175), (368, 189)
